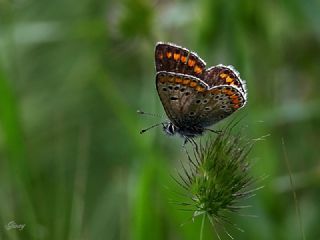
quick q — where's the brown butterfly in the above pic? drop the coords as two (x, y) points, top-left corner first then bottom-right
(141, 42), (247, 140)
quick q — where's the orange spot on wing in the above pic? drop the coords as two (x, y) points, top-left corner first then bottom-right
(232, 99), (240, 104)
(158, 53), (163, 59)
(226, 76), (233, 83)
(190, 81), (197, 87)
(168, 77), (174, 82)
(226, 90), (234, 95)
(210, 89), (220, 94)
(220, 73), (228, 78)
(166, 52), (172, 58)
(196, 86), (205, 92)
(182, 79), (190, 85)
(181, 55), (187, 63)
(159, 78), (165, 83)
(230, 94), (238, 99)
(188, 59), (196, 67)
(194, 65), (203, 74)
(173, 53), (180, 61)
(175, 78), (183, 83)
(233, 104), (240, 109)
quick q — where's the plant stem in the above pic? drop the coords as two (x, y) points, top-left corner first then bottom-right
(200, 214), (206, 240)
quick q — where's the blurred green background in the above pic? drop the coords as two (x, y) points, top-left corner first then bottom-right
(0, 0), (319, 239)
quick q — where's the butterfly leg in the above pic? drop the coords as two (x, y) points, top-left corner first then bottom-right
(182, 137), (200, 157)
(205, 128), (223, 135)
(189, 138), (200, 157)
(181, 137), (189, 152)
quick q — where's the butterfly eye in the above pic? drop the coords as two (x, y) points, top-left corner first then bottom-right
(168, 124), (175, 134)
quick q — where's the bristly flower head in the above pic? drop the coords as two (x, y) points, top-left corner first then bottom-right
(175, 124), (259, 239)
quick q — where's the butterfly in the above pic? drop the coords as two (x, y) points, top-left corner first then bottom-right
(141, 42), (247, 140)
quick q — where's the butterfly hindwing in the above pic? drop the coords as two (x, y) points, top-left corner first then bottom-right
(191, 85), (246, 127)
(204, 64), (247, 95)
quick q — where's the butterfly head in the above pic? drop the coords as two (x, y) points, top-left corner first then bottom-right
(163, 122), (206, 138)
(162, 122), (177, 136)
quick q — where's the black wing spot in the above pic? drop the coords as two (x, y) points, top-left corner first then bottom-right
(168, 86), (173, 90)
(204, 107), (211, 111)
(180, 88), (185, 92)
(162, 87), (167, 91)
(185, 92), (190, 96)
(170, 96), (178, 101)
(196, 99), (201, 104)
(189, 112), (195, 116)
(203, 99), (209, 104)
(174, 86), (180, 90)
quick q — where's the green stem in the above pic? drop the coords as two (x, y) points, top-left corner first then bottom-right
(200, 213), (206, 240)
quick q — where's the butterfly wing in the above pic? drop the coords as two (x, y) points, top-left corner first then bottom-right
(155, 42), (206, 79)
(156, 72), (246, 128)
(191, 85), (247, 127)
(156, 71), (208, 127)
(204, 64), (247, 95)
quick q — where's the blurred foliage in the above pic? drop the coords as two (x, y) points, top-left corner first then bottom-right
(0, 0), (320, 239)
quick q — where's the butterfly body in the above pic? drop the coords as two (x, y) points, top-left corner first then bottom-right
(155, 42), (247, 138)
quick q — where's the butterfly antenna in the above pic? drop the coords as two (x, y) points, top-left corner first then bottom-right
(137, 110), (164, 118)
(140, 122), (164, 134)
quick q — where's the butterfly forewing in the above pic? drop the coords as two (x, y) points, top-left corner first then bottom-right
(155, 42), (206, 79)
